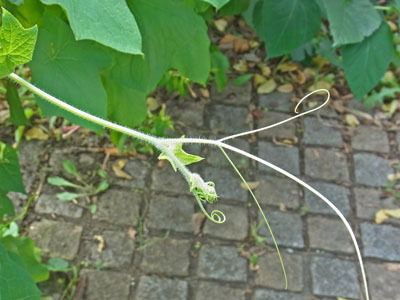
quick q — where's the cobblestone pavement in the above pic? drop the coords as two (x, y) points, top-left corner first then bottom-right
(11, 82), (400, 300)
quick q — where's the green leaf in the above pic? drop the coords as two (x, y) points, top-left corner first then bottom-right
(5, 80), (30, 125)
(90, 204), (97, 214)
(62, 160), (79, 178)
(47, 176), (81, 189)
(95, 180), (109, 193)
(159, 139), (204, 171)
(8, 0), (24, 5)
(321, 0), (381, 46)
(317, 38), (342, 68)
(0, 242), (41, 300)
(211, 46), (229, 91)
(56, 192), (81, 201)
(0, 222), (19, 238)
(233, 74), (253, 86)
(40, 0), (142, 55)
(343, 23), (393, 99)
(202, 0), (230, 10)
(0, 192), (15, 217)
(29, 12), (109, 131)
(0, 236), (49, 283)
(46, 257), (69, 272)
(253, 0), (321, 58)
(364, 87), (400, 106)
(219, 0), (250, 16)
(0, 8), (38, 78)
(0, 145), (25, 193)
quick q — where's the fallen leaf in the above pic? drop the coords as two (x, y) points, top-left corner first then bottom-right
(257, 79), (277, 94)
(337, 297), (349, 300)
(388, 173), (400, 181)
(112, 159), (133, 180)
(199, 88), (210, 98)
(105, 147), (136, 157)
(253, 74), (267, 86)
(233, 37), (250, 53)
(249, 263), (260, 271)
(294, 71), (306, 84)
(272, 136), (298, 147)
(386, 263), (400, 271)
(219, 34), (235, 44)
(240, 181), (260, 190)
(233, 60), (248, 73)
(25, 127), (49, 140)
(309, 80), (331, 91)
(344, 114), (360, 127)
(249, 40), (260, 48)
(260, 65), (271, 77)
(279, 203), (287, 212)
(277, 61), (298, 72)
(192, 212), (206, 235)
(277, 83), (293, 93)
(387, 20), (397, 31)
(128, 227), (137, 240)
(94, 235), (105, 253)
(312, 149), (320, 158)
(214, 19), (228, 32)
(375, 209), (389, 224)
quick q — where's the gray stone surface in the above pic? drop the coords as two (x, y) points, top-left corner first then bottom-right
(352, 126), (389, 153)
(82, 270), (131, 300)
(259, 92), (293, 113)
(140, 238), (191, 276)
(147, 195), (194, 233)
(194, 281), (245, 300)
(203, 167), (248, 202)
(366, 262), (400, 300)
(151, 166), (190, 195)
(203, 204), (248, 240)
(35, 191), (83, 218)
(209, 105), (250, 134)
(354, 153), (393, 186)
(258, 211), (304, 248)
(7, 192), (28, 219)
(252, 289), (304, 300)
(302, 117), (342, 147)
(255, 251), (303, 291)
(211, 78), (252, 105)
(18, 140), (45, 190)
(397, 131), (400, 151)
(311, 256), (360, 299)
(254, 175), (300, 209)
(94, 188), (141, 226)
(81, 230), (134, 268)
(111, 159), (150, 189)
(29, 220), (82, 260)
(206, 137), (250, 169)
(307, 216), (354, 254)
(305, 148), (349, 181)
(257, 111), (296, 139)
(258, 142), (300, 175)
(304, 182), (351, 216)
(197, 245), (247, 281)
(361, 222), (400, 261)
(166, 100), (205, 128)
(136, 276), (188, 300)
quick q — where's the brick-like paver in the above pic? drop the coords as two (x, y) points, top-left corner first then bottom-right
(302, 117), (343, 147)
(354, 153), (393, 186)
(82, 270), (131, 300)
(136, 276), (188, 300)
(257, 111), (296, 139)
(258, 141), (300, 175)
(352, 126), (390, 152)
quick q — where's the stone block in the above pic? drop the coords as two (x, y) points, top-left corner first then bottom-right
(302, 117), (342, 147)
(206, 137), (250, 169)
(111, 159), (150, 189)
(166, 100), (205, 128)
(257, 111), (296, 139)
(211, 79), (252, 105)
(35, 191), (83, 218)
(366, 262), (400, 300)
(354, 153), (393, 186)
(82, 270), (131, 300)
(259, 92), (293, 113)
(252, 289), (304, 300)
(136, 276), (188, 300)
(151, 166), (189, 195)
(194, 281), (246, 300)
(352, 126), (389, 153)
(209, 105), (250, 134)
(258, 142), (300, 175)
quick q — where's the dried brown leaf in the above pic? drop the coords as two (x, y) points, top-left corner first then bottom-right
(25, 127), (49, 140)
(94, 235), (105, 253)
(344, 114), (360, 127)
(277, 83), (293, 93)
(257, 79), (276, 94)
(112, 159), (133, 179)
(240, 181), (260, 190)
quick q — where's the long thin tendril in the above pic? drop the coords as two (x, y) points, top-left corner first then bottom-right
(218, 146), (288, 289)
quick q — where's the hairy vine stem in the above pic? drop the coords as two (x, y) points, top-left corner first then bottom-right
(8, 72), (369, 300)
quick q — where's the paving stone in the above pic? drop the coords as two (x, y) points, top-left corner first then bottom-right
(203, 167), (248, 202)
(255, 250), (303, 291)
(209, 105), (250, 134)
(211, 79), (252, 105)
(305, 148), (349, 181)
(258, 211), (304, 248)
(352, 126), (389, 152)
(252, 289), (304, 300)
(35, 190), (83, 218)
(206, 137), (250, 169)
(366, 262), (400, 300)
(94, 188), (141, 226)
(111, 159), (150, 189)
(136, 276), (188, 300)
(166, 99), (205, 128)
(140, 238), (191, 276)
(307, 216), (354, 254)
(81, 230), (134, 268)
(397, 131), (400, 151)
(82, 270), (131, 300)
(302, 117), (342, 147)
(257, 111), (296, 139)
(304, 182), (351, 216)
(355, 187), (399, 224)
(354, 153), (392, 186)
(259, 92), (293, 113)
(194, 281), (246, 300)
(258, 142), (300, 175)
(147, 195), (194, 233)
(151, 166), (190, 195)
(311, 256), (360, 299)
(49, 150), (100, 178)
(18, 140), (45, 190)
(197, 245), (247, 281)
(254, 175), (300, 209)
(360, 222), (400, 261)
(29, 220), (82, 260)
(203, 204), (248, 240)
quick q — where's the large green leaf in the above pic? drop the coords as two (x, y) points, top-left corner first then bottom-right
(0, 192), (15, 218)
(219, 0), (250, 16)
(0, 145), (25, 194)
(0, 236), (49, 283)
(0, 242), (41, 300)
(321, 0), (381, 46)
(343, 23), (393, 98)
(202, 0), (230, 10)
(29, 13), (109, 131)
(0, 0), (45, 28)
(40, 0), (142, 55)
(0, 8), (38, 78)
(253, 0), (321, 58)
(6, 80), (30, 125)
